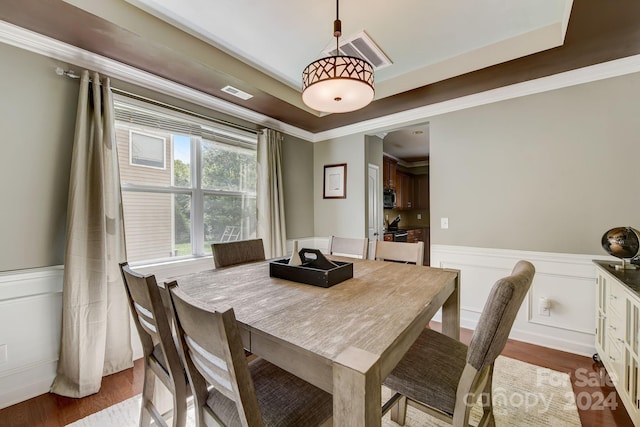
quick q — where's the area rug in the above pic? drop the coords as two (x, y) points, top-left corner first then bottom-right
(67, 356), (581, 426)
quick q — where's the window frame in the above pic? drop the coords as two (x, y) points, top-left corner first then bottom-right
(114, 95), (258, 264)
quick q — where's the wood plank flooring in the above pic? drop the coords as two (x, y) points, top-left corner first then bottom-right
(0, 325), (633, 427)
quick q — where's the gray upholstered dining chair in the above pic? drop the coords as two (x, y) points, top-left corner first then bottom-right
(382, 260), (535, 427)
(165, 281), (333, 427)
(328, 235), (369, 259)
(211, 238), (266, 269)
(373, 240), (424, 265)
(119, 262), (190, 427)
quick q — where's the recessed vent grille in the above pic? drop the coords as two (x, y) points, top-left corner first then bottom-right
(323, 31), (392, 70)
(221, 85), (253, 100)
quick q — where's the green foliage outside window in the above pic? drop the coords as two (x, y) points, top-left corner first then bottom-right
(173, 140), (257, 252)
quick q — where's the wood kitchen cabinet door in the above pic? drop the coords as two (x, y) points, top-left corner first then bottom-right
(395, 171), (414, 209)
(383, 156), (397, 189)
(413, 173), (429, 209)
(406, 228), (424, 243)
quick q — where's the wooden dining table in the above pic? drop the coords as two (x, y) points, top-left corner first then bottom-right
(172, 256), (460, 427)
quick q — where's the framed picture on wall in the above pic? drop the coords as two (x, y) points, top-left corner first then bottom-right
(323, 163), (347, 199)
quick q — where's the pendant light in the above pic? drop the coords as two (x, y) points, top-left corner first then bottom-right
(302, 0), (375, 113)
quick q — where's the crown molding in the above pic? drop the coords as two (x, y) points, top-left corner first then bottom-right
(313, 53), (640, 142)
(0, 20), (315, 141)
(2, 19), (640, 144)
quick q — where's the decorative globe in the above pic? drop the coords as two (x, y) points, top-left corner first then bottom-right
(601, 227), (640, 260)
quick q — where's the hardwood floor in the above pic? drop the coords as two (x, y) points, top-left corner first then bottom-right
(0, 326), (634, 427)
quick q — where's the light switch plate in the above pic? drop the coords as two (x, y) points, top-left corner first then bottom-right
(441, 218), (449, 229)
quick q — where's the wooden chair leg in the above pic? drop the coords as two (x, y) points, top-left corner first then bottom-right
(172, 391), (187, 427)
(140, 364), (156, 426)
(478, 365), (496, 427)
(390, 394), (408, 425)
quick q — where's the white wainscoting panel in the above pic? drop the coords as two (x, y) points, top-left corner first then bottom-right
(430, 245), (617, 357)
(0, 266), (64, 410)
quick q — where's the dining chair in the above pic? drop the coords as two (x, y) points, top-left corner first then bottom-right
(165, 281), (333, 427)
(211, 238), (266, 269)
(382, 260), (535, 427)
(119, 262), (189, 427)
(373, 240), (424, 265)
(328, 235), (369, 259)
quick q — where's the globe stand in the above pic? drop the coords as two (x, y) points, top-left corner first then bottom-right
(612, 259), (640, 271)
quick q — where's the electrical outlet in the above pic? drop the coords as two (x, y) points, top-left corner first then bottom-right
(0, 344), (7, 363)
(538, 297), (550, 316)
(417, 214), (422, 220)
(441, 218), (449, 229)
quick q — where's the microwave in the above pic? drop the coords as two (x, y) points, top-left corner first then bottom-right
(383, 189), (396, 209)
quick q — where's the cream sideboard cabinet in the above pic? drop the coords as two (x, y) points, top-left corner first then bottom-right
(594, 260), (640, 425)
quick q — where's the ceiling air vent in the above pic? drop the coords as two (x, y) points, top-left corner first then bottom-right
(221, 85), (253, 100)
(322, 31), (392, 70)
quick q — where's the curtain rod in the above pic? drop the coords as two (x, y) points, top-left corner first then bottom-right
(55, 67), (259, 135)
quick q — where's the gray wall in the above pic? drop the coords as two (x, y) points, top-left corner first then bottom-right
(314, 134), (367, 238)
(429, 71), (640, 255)
(0, 43), (77, 271)
(0, 43), (315, 271)
(282, 134), (314, 238)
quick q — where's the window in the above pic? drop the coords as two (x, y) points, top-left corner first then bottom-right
(114, 97), (257, 263)
(130, 131), (166, 169)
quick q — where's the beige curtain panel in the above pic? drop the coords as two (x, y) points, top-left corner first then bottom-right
(256, 129), (287, 258)
(51, 71), (133, 398)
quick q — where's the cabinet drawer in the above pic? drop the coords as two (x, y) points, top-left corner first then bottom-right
(609, 282), (627, 317)
(607, 339), (625, 386)
(608, 310), (626, 347)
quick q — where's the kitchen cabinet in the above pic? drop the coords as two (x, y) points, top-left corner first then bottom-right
(413, 173), (429, 210)
(395, 171), (414, 209)
(407, 228), (423, 243)
(594, 261), (640, 425)
(383, 156), (397, 189)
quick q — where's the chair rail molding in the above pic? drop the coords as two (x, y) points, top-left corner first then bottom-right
(430, 244), (618, 357)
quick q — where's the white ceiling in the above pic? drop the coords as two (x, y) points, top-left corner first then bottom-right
(122, 0), (573, 161)
(383, 124), (430, 162)
(125, 0), (573, 100)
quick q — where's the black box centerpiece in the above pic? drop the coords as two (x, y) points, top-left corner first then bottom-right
(269, 248), (353, 288)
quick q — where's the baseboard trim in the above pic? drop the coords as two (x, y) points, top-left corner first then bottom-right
(0, 359), (57, 410)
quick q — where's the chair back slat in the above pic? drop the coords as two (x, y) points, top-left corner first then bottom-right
(374, 241), (424, 264)
(168, 282), (264, 425)
(119, 263), (190, 427)
(120, 264), (165, 353)
(184, 335), (237, 399)
(135, 306), (158, 336)
(212, 238), (266, 269)
(467, 260), (535, 371)
(328, 236), (369, 259)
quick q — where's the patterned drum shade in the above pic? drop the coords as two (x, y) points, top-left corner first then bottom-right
(302, 55), (374, 113)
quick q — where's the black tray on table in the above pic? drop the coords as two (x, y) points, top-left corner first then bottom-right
(269, 248), (353, 288)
